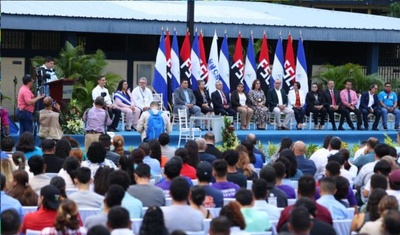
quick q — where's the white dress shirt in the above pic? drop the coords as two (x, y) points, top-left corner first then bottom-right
(92, 85), (112, 105)
(132, 86), (153, 110)
(275, 89), (283, 105)
(309, 148), (330, 180)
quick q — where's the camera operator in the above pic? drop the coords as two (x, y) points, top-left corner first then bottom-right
(17, 74), (45, 135)
(91, 75), (121, 132)
(38, 97), (63, 140)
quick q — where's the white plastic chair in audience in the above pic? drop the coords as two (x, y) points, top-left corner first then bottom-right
(333, 219), (352, 235)
(290, 181), (298, 190)
(26, 230), (41, 235)
(209, 207), (221, 218)
(131, 218), (143, 235)
(150, 179), (155, 185)
(191, 179), (199, 185)
(254, 168), (261, 176)
(270, 219), (278, 235)
(45, 173), (58, 179)
(185, 231), (205, 235)
(166, 197), (172, 206)
(246, 180), (253, 190)
(347, 207), (355, 219)
(287, 198), (297, 206)
(223, 198), (236, 206)
(79, 208), (100, 223)
(66, 188), (78, 195)
(22, 206), (38, 215)
(204, 218), (212, 234)
(142, 207), (148, 215)
(249, 232), (272, 235)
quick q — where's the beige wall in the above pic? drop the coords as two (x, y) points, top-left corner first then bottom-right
(1, 57), (25, 113)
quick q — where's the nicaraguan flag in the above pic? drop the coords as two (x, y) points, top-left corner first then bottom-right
(296, 36), (309, 94)
(207, 31), (219, 95)
(283, 34), (295, 93)
(152, 31), (168, 110)
(244, 35), (257, 92)
(218, 33), (230, 94)
(257, 33), (272, 92)
(180, 31), (191, 85)
(271, 35), (284, 88)
(231, 33), (244, 91)
(191, 31), (201, 90)
(198, 32), (208, 85)
(171, 30), (180, 91)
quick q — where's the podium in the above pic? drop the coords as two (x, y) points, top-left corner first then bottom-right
(47, 79), (76, 106)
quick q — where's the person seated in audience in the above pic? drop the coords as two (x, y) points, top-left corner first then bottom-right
(355, 143), (391, 204)
(277, 175), (333, 232)
(196, 161), (224, 208)
(339, 148), (358, 180)
(16, 132), (43, 159)
(219, 201), (249, 234)
(55, 138), (72, 160)
(119, 148), (145, 185)
(1, 137), (14, 158)
(272, 162), (296, 199)
(383, 209), (400, 235)
(209, 216), (231, 235)
(99, 134), (121, 166)
(7, 169), (38, 206)
(259, 165), (288, 208)
(21, 185), (62, 233)
(211, 80), (236, 116)
(159, 133), (176, 160)
(386, 169), (400, 201)
(251, 178), (280, 220)
(311, 136), (340, 181)
(28, 156), (51, 194)
(58, 156), (80, 189)
(148, 139), (168, 168)
(155, 157), (183, 197)
(353, 137), (380, 169)
(231, 82), (254, 130)
(235, 189), (271, 232)
(81, 142), (118, 179)
(68, 167), (104, 208)
(360, 174), (388, 213)
(94, 167), (115, 196)
(114, 79), (140, 131)
(245, 133), (267, 164)
(328, 152), (353, 182)
(280, 198), (336, 235)
(197, 138), (217, 165)
(184, 140), (201, 168)
(1, 174), (23, 220)
(362, 160), (391, 199)
(175, 147), (197, 179)
(162, 177), (204, 233)
(279, 149), (304, 181)
(316, 177), (348, 220)
(41, 139), (64, 173)
(211, 159), (240, 198)
(293, 141), (317, 176)
(41, 199), (87, 234)
(205, 132), (223, 159)
(1, 209), (22, 235)
(351, 188), (388, 233)
(236, 149), (258, 180)
(0, 157), (15, 191)
(87, 225), (111, 235)
(275, 157), (297, 189)
(189, 185), (213, 219)
(106, 206), (133, 235)
(127, 163), (166, 207)
(139, 206), (169, 235)
(269, 137), (293, 163)
(139, 142), (162, 176)
(359, 195), (399, 235)
(108, 170), (142, 219)
(241, 139), (263, 169)
(224, 150), (247, 188)
(85, 184), (125, 229)
(112, 135), (130, 157)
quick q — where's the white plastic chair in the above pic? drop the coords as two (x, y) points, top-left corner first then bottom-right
(131, 218), (143, 235)
(333, 219), (352, 235)
(45, 173), (58, 179)
(165, 197), (173, 206)
(185, 231), (205, 235)
(209, 207), (221, 217)
(26, 229), (41, 235)
(347, 207), (355, 219)
(79, 208), (100, 223)
(191, 179), (199, 185)
(22, 206), (38, 215)
(223, 198), (236, 206)
(177, 108), (201, 147)
(249, 232), (272, 235)
(66, 188), (78, 195)
(287, 198), (297, 206)
(246, 180), (253, 190)
(203, 218), (212, 234)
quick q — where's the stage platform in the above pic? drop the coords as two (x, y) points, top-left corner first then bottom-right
(9, 124), (398, 149)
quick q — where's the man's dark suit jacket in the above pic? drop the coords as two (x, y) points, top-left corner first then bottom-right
(230, 90), (251, 111)
(173, 87), (196, 106)
(359, 91), (380, 111)
(205, 143), (223, 159)
(267, 88), (288, 112)
(193, 89), (212, 108)
(323, 89), (342, 108)
(211, 90), (232, 110)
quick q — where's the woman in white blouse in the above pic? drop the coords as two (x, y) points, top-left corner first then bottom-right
(231, 83), (254, 130)
(288, 81), (306, 130)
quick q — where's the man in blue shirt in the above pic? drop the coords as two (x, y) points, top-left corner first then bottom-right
(0, 173), (23, 220)
(293, 141), (317, 176)
(316, 177), (348, 220)
(139, 142), (161, 175)
(378, 82), (400, 131)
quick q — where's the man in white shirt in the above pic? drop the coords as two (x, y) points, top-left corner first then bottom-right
(267, 79), (294, 130)
(92, 75), (121, 132)
(28, 156), (51, 194)
(37, 56), (58, 97)
(310, 136), (340, 180)
(132, 77), (153, 112)
(252, 178), (280, 220)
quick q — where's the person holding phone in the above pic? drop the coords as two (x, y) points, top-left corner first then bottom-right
(92, 75), (121, 132)
(39, 96), (63, 140)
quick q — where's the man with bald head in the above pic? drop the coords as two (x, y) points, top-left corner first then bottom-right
(293, 141), (316, 176)
(39, 96), (63, 140)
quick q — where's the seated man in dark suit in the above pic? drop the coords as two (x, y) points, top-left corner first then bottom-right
(204, 132), (223, 159)
(359, 84), (381, 130)
(211, 81), (236, 116)
(173, 80), (202, 128)
(324, 80), (354, 130)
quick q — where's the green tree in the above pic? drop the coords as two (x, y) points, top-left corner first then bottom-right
(388, 2), (400, 18)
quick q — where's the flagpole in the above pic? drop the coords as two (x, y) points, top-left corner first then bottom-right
(187, 0), (195, 45)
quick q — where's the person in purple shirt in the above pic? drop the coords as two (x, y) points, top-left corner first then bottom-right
(211, 159), (240, 198)
(155, 157), (183, 197)
(272, 161), (296, 199)
(293, 141), (317, 176)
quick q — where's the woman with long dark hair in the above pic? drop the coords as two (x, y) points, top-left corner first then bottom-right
(139, 206), (169, 235)
(58, 156), (80, 189)
(184, 140), (200, 168)
(114, 79), (140, 131)
(189, 185), (213, 219)
(15, 132), (43, 159)
(7, 169), (38, 206)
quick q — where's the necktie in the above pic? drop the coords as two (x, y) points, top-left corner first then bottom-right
(220, 91), (227, 105)
(331, 90), (336, 106)
(348, 90), (351, 105)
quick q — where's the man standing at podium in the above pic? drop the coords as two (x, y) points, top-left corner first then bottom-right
(38, 56), (58, 97)
(92, 75), (121, 132)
